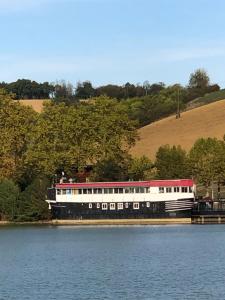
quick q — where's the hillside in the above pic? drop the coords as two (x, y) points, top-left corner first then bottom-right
(16, 99), (49, 112)
(131, 99), (225, 160)
(186, 88), (225, 110)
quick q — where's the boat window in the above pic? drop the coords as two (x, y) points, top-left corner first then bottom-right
(130, 188), (134, 193)
(87, 189), (92, 194)
(89, 203), (92, 209)
(166, 187), (172, 193)
(104, 188), (109, 194)
(62, 189), (67, 195)
(189, 187), (193, 193)
(140, 187), (145, 193)
(182, 187), (188, 193)
(125, 202), (129, 208)
(83, 189), (87, 194)
(57, 189), (61, 195)
(133, 203), (139, 209)
(102, 203), (108, 210)
(78, 189), (82, 194)
(114, 188), (119, 194)
(117, 203), (123, 210)
(98, 188), (102, 194)
(159, 187), (164, 193)
(72, 189), (78, 195)
(93, 188), (98, 194)
(174, 187), (180, 193)
(110, 203), (115, 210)
(124, 188), (129, 193)
(109, 188), (113, 194)
(145, 188), (150, 193)
(119, 188), (123, 194)
(135, 187), (140, 193)
(97, 203), (100, 208)
(66, 189), (72, 195)
(146, 202), (150, 207)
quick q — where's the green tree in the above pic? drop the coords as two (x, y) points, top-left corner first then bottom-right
(25, 96), (137, 177)
(0, 179), (19, 220)
(128, 156), (153, 180)
(75, 81), (96, 99)
(155, 145), (190, 179)
(17, 176), (50, 221)
(189, 68), (210, 89)
(90, 154), (131, 182)
(189, 138), (225, 194)
(0, 89), (37, 182)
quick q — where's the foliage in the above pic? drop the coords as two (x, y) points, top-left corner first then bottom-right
(53, 80), (77, 104)
(0, 179), (19, 220)
(189, 138), (225, 189)
(128, 156), (153, 180)
(17, 176), (50, 221)
(189, 69), (210, 89)
(186, 88), (225, 109)
(186, 69), (220, 103)
(0, 79), (54, 99)
(0, 89), (37, 182)
(25, 96), (137, 177)
(90, 155), (131, 182)
(155, 145), (190, 179)
(123, 84), (185, 127)
(75, 81), (96, 99)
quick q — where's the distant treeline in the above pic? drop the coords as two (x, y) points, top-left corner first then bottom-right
(0, 69), (220, 127)
(0, 68), (220, 101)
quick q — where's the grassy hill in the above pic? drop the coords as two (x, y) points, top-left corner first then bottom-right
(16, 99), (49, 112)
(131, 99), (225, 160)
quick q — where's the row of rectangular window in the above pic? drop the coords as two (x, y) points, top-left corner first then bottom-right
(159, 187), (192, 193)
(57, 187), (150, 195)
(57, 186), (192, 195)
(89, 202), (142, 210)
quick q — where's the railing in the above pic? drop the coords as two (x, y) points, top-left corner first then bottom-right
(192, 200), (225, 215)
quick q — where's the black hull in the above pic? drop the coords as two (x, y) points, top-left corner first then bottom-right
(51, 201), (193, 219)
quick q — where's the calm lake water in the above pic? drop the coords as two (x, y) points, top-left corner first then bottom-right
(0, 225), (225, 300)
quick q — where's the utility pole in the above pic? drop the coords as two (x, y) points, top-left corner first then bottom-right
(176, 87), (181, 119)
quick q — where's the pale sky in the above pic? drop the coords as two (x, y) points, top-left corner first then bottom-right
(1, 0), (225, 87)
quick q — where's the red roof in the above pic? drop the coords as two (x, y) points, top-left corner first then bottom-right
(56, 179), (194, 189)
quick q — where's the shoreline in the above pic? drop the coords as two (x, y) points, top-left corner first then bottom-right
(0, 218), (191, 226)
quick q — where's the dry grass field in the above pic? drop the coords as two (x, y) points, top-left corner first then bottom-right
(16, 99), (49, 112)
(131, 99), (225, 160)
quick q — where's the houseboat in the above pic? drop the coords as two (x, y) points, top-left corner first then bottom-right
(46, 179), (195, 219)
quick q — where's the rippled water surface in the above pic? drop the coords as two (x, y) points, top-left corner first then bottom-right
(0, 225), (225, 299)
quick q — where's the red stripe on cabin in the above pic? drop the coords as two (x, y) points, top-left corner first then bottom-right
(55, 179), (194, 189)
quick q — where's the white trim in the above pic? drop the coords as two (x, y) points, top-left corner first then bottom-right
(133, 203), (139, 210)
(102, 203), (107, 210)
(110, 203), (115, 210)
(117, 203), (123, 210)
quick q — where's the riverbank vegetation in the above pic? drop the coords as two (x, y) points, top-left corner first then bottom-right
(0, 69), (225, 221)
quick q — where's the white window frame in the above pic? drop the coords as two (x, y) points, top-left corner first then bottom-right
(110, 203), (115, 210)
(125, 202), (129, 208)
(166, 187), (172, 193)
(89, 203), (92, 209)
(133, 203), (139, 210)
(159, 187), (164, 193)
(97, 203), (100, 209)
(117, 203), (123, 210)
(102, 203), (107, 210)
(182, 187), (188, 193)
(174, 187), (180, 193)
(146, 202), (150, 208)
